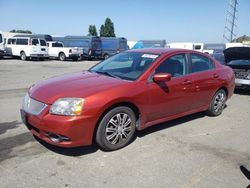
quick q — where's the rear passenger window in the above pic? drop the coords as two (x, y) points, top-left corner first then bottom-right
(16, 39), (28, 45)
(191, 54), (214, 73)
(52, 42), (63, 47)
(32, 39), (39, 46)
(155, 54), (186, 77)
(7, 39), (16, 45)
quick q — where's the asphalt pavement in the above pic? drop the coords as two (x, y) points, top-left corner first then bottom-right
(0, 58), (249, 188)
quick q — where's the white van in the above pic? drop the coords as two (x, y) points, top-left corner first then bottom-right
(5, 37), (49, 60)
(0, 31), (5, 58)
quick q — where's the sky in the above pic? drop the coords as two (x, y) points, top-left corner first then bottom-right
(0, 0), (249, 42)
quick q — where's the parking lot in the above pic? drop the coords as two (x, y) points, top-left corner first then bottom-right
(0, 59), (250, 188)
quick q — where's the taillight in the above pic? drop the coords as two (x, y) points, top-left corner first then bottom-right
(88, 49), (92, 55)
(69, 49), (72, 53)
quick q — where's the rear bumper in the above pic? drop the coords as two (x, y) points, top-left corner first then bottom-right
(68, 54), (80, 58)
(235, 78), (250, 89)
(20, 107), (97, 148)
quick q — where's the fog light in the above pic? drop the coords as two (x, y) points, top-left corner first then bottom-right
(46, 133), (70, 143)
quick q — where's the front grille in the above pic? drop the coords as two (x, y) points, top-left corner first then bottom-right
(22, 94), (47, 115)
(233, 69), (249, 79)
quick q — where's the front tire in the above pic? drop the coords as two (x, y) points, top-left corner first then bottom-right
(20, 52), (27, 61)
(207, 89), (227, 116)
(96, 106), (136, 151)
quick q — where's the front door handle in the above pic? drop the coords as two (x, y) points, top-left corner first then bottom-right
(183, 80), (192, 85)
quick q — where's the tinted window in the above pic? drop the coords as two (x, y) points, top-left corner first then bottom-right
(40, 40), (46, 46)
(0, 34), (2, 43)
(155, 54), (186, 77)
(191, 54), (214, 73)
(194, 45), (201, 50)
(16, 39), (28, 45)
(32, 39), (39, 46)
(52, 42), (63, 47)
(7, 38), (16, 45)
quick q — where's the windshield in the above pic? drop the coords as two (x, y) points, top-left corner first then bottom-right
(90, 52), (159, 81)
(228, 59), (250, 66)
(0, 34), (2, 43)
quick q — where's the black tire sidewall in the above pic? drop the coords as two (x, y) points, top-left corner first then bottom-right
(208, 89), (227, 116)
(59, 53), (66, 61)
(96, 106), (136, 151)
(20, 52), (26, 61)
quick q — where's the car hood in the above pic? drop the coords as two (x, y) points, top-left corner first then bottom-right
(224, 47), (250, 63)
(29, 71), (130, 104)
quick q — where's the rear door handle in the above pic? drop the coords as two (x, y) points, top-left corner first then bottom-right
(213, 73), (219, 78)
(183, 80), (192, 85)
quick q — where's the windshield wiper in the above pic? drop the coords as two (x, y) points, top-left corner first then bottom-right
(92, 70), (121, 79)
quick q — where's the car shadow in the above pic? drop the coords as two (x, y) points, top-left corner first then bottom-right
(34, 111), (208, 155)
(136, 112), (206, 138)
(34, 136), (99, 156)
(234, 88), (250, 95)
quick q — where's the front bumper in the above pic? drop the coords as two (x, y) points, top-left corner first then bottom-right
(20, 106), (97, 147)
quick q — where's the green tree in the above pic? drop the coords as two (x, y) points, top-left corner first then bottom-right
(99, 18), (116, 37)
(99, 25), (105, 37)
(10, 29), (32, 34)
(88, 25), (98, 36)
(232, 35), (250, 43)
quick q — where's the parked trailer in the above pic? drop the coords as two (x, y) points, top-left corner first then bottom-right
(167, 42), (204, 52)
(53, 36), (102, 59)
(203, 43), (226, 54)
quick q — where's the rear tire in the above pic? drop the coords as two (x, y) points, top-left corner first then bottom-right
(20, 52), (27, 61)
(96, 106), (136, 151)
(206, 89), (227, 116)
(59, 52), (66, 61)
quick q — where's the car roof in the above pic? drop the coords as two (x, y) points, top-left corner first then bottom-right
(128, 48), (198, 55)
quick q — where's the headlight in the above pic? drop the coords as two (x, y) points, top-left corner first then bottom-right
(50, 98), (84, 116)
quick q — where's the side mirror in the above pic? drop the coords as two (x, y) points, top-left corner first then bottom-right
(153, 73), (172, 82)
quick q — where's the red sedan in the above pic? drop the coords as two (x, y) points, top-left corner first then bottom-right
(21, 48), (235, 151)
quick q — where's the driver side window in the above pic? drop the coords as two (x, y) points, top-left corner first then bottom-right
(155, 54), (187, 77)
